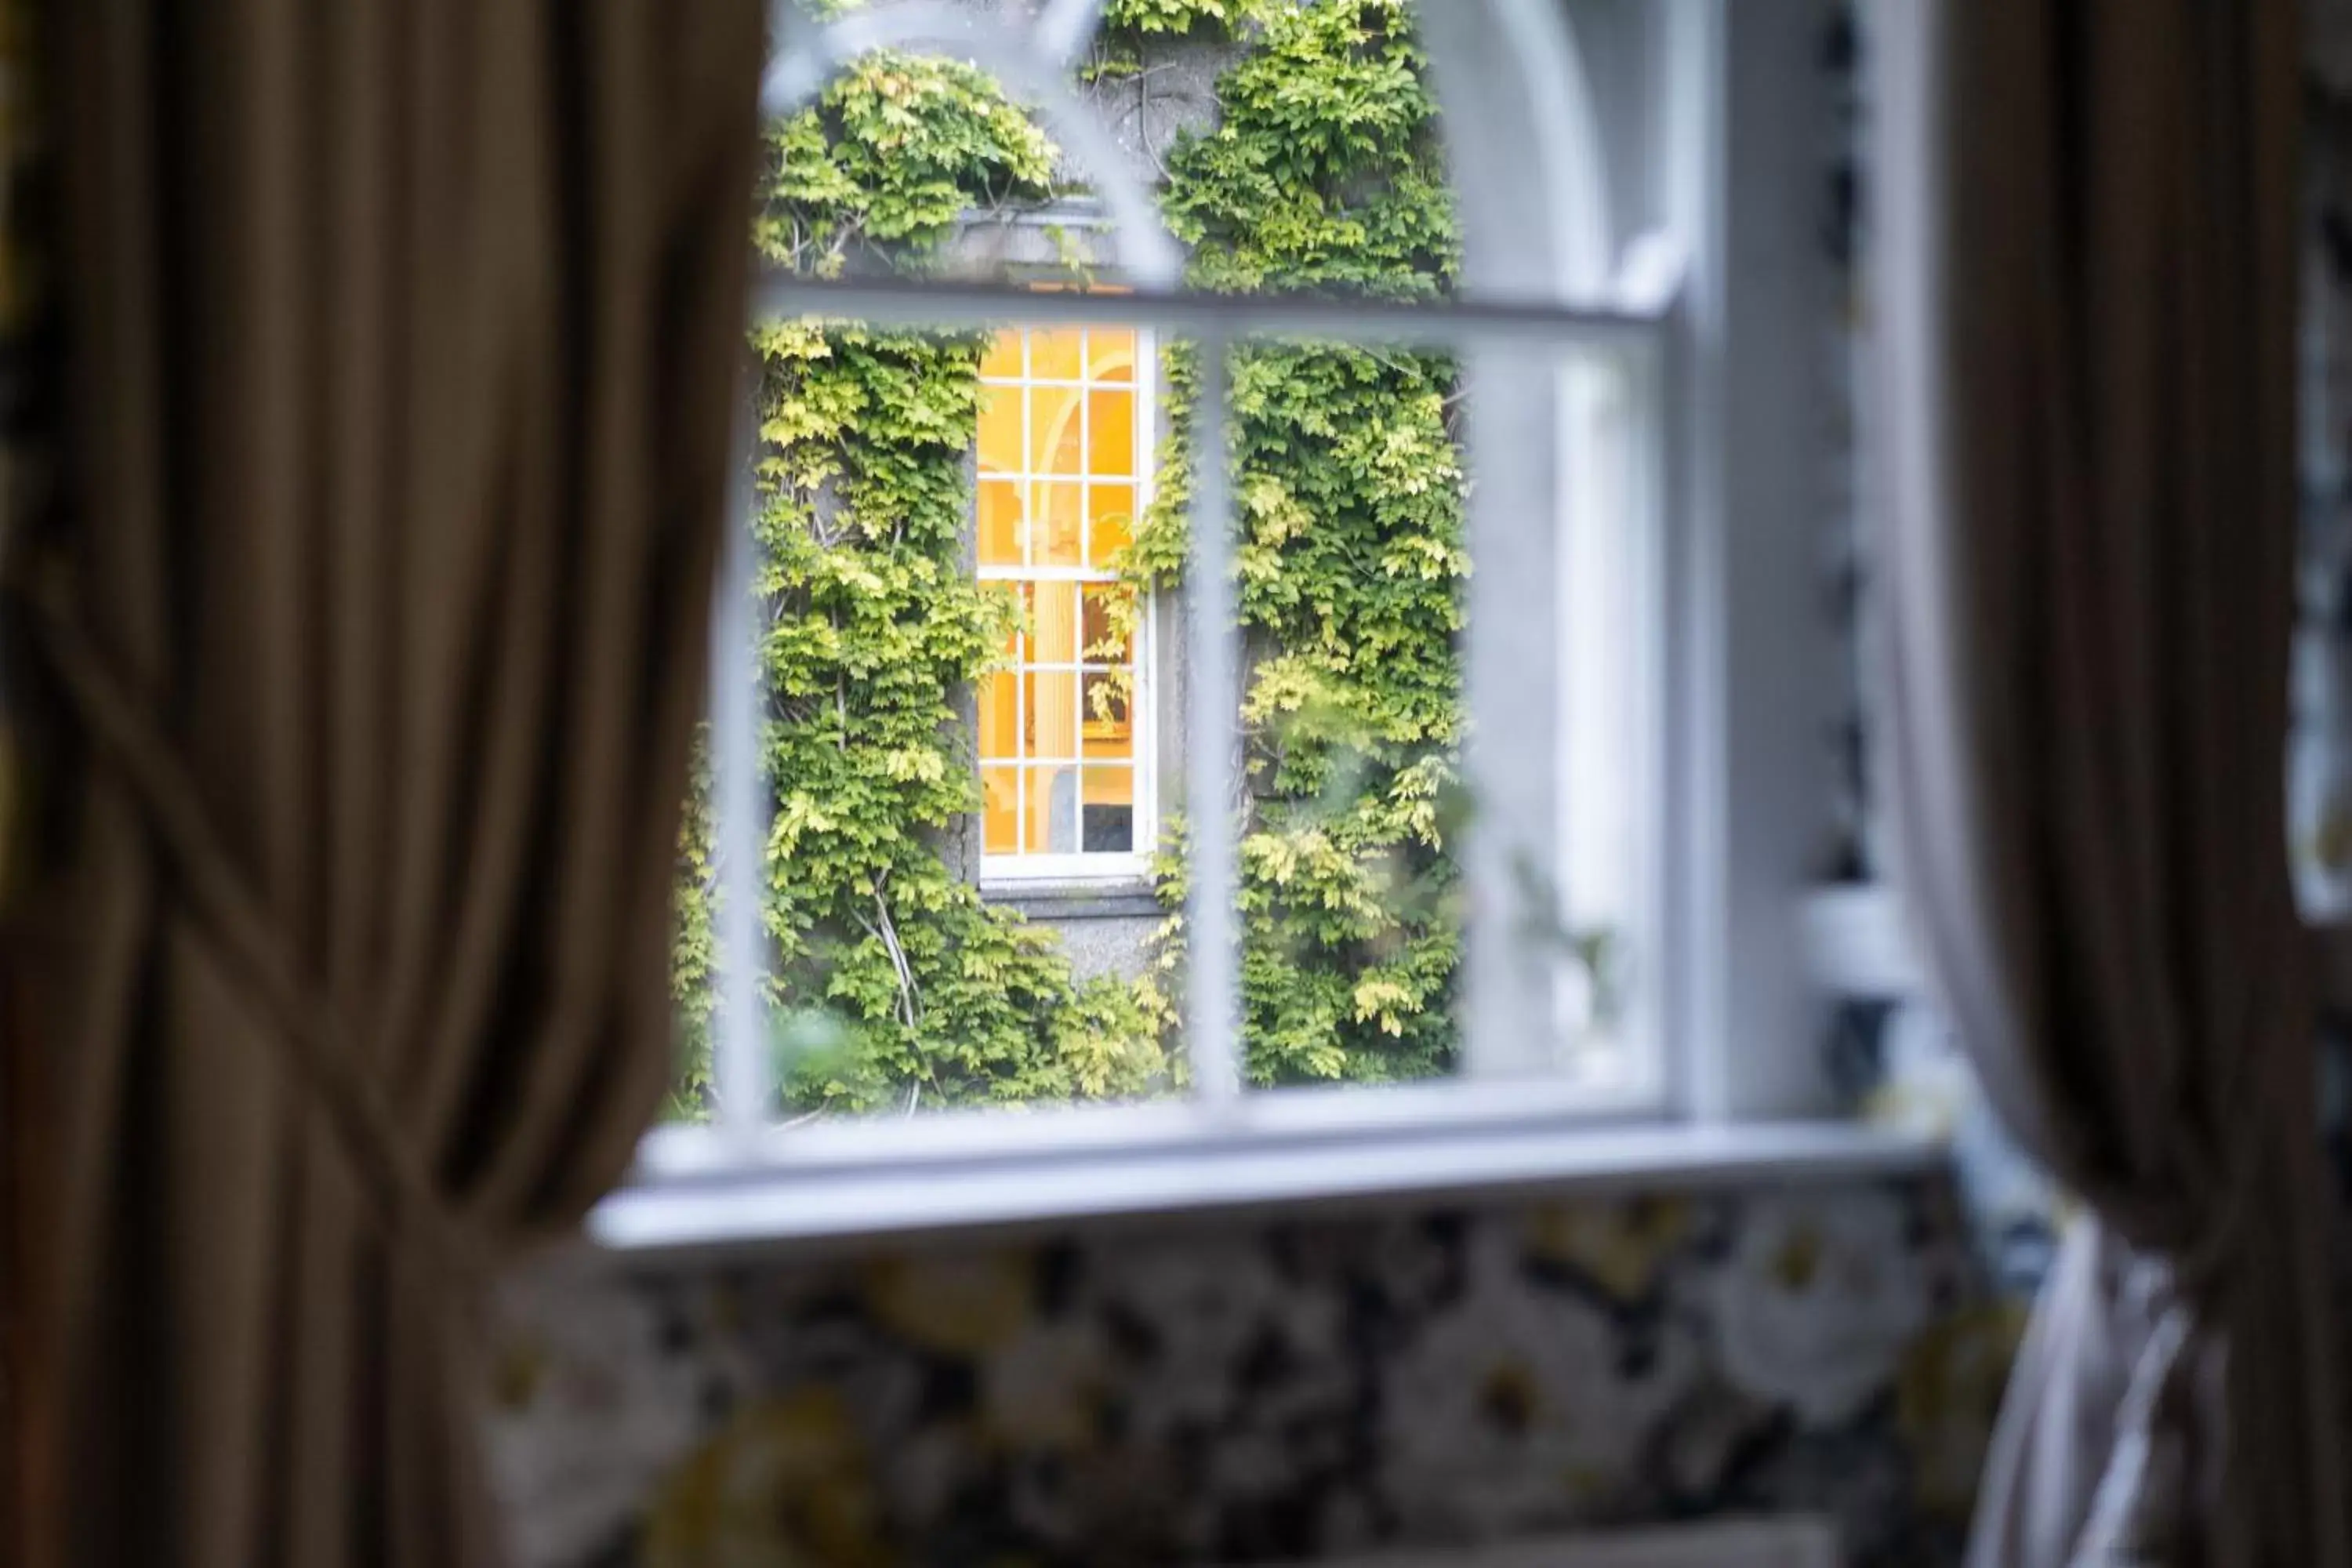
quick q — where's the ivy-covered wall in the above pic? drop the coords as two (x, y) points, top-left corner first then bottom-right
(673, 0), (1486, 1116)
(1131, 0), (1468, 1085)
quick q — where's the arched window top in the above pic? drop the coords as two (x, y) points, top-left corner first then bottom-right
(763, 0), (1648, 309)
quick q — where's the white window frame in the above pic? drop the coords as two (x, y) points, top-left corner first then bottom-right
(595, 0), (1922, 1257)
(974, 324), (1160, 886)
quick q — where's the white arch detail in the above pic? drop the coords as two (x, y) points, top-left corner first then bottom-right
(765, 1), (1183, 289)
(768, 0), (1614, 308)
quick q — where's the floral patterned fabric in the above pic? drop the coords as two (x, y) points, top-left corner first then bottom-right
(485, 1179), (2020, 1568)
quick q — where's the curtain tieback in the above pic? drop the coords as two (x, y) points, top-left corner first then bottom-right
(2066, 1294), (2203, 1568)
(13, 569), (487, 1293)
(2066, 1134), (2267, 1565)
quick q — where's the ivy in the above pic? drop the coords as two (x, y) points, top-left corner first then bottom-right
(1156, 0), (1457, 298)
(673, 44), (1171, 1119)
(676, 0), (1473, 1112)
(760, 53), (1058, 274)
(1134, 0), (1468, 1086)
(1100, 0), (1268, 40)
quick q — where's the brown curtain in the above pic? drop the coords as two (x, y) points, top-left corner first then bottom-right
(1871, 3), (2346, 1566)
(23, 2), (761, 1565)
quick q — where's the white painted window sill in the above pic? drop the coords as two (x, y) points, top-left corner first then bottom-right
(587, 1105), (1943, 1261)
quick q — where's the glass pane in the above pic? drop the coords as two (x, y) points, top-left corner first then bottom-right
(1025, 670), (1080, 760)
(1088, 328), (1137, 384)
(978, 387), (1022, 477)
(1080, 585), (1128, 665)
(1083, 764), (1134, 807)
(1004, 583), (1031, 661)
(982, 765), (1019, 855)
(1029, 328), (1084, 384)
(1032, 481), (1083, 567)
(1083, 766), (1134, 854)
(979, 331), (1023, 382)
(1082, 672), (1131, 755)
(978, 479), (1022, 567)
(979, 669), (1020, 762)
(1087, 484), (1134, 567)
(1029, 764), (1079, 854)
(1031, 582), (1080, 666)
(1089, 389), (1135, 477)
(1030, 383), (1084, 477)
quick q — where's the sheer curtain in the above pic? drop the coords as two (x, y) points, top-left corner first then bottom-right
(1871, 2), (2347, 1564)
(24, 3), (760, 1563)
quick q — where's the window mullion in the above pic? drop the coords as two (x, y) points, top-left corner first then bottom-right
(714, 389), (771, 1139)
(756, 273), (1667, 355)
(1461, 350), (1569, 1083)
(1185, 336), (1243, 1108)
(1030, 0), (1110, 66)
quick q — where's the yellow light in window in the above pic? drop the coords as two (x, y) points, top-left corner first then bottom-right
(1032, 582), (1080, 666)
(978, 386), (1022, 476)
(1086, 485), (1134, 567)
(1004, 583), (1032, 659)
(1025, 670), (1080, 760)
(978, 480), (1022, 567)
(975, 318), (1150, 864)
(1031, 482), (1084, 568)
(979, 669), (1020, 763)
(983, 767), (1019, 854)
(980, 332), (1023, 381)
(1031, 383), (1084, 477)
(1083, 766), (1134, 807)
(1087, 328), (1136, 384)
(1082, 673), (1132, 760)
(1030, 328), (1085, 384)
(1088, 388), (1134, 477)
(1080, 585), (1128, 664)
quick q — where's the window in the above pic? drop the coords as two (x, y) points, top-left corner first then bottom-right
(608, 0), (1855, 1247)
(976, 325), (1154, 880)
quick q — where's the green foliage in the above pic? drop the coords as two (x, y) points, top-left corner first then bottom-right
(1157, 0), (1457, 297)
(1134, 0), (1469, 1086)
(761, 53), (1058, 276)
(666, 742), (720, 1122)
(1101, 0), (1268, 39)
(673, 49), (1171, 1120)
(676, 0), (1479, 1112)
(747, 318), (1172, 1112)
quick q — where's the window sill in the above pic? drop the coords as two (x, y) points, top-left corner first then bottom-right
(981, 878), (1163, 920)
(586, 1107), (1943, 1261)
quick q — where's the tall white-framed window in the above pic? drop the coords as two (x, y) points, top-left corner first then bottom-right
(602, 0), (1878, 1250)
(975, 323), (1157, 883)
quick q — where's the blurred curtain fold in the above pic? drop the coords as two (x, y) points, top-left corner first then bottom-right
(1871, 3), (2347, 1566)
(27, 2), (760, 1563)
